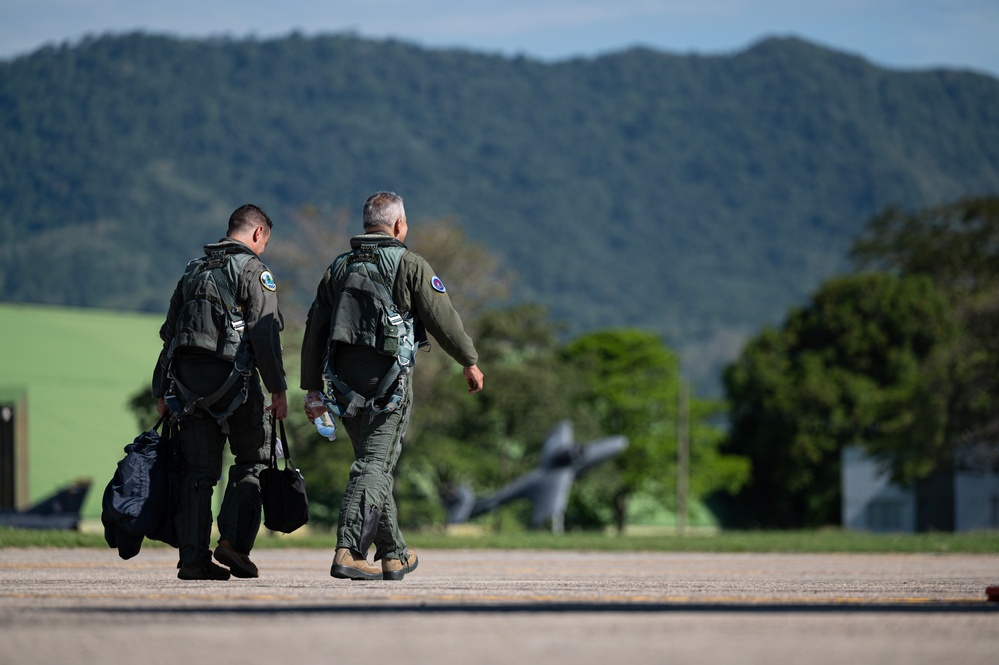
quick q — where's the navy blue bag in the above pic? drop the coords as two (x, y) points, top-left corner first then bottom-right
(101, 416), (180, 559)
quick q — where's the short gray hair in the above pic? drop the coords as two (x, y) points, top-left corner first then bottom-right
(363, 191), (405, 231)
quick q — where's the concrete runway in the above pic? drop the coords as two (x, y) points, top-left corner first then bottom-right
(2, 547), (998, 665)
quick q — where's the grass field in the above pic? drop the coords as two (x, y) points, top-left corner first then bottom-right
(3, 525), (999, 553)
(4, 303), (997, 552)
(0, 302), (164, 519)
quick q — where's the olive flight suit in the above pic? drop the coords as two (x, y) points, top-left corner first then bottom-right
(153, 238), (287, 569)
(300, 232), (478, 563)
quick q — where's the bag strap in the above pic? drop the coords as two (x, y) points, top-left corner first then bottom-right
(151, 414), (166, 433)
(277, 418), (294, 465)
(268, 415), (299, 472)
(268, 414), (278, 467)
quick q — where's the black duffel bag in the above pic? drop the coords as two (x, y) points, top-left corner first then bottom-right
(260, 415), (309, 533)
(101, 415), (181, 559)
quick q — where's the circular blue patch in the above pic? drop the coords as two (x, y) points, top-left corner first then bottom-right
(260, 270), (277, 292)
(430, 276), (446, 293)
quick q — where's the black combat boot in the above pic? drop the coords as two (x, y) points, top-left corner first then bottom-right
(214, 539), (259, 578)
(178, 561), (231, 581)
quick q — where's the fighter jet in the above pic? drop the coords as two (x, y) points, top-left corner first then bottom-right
(440, 420), (628, 533)
(0, 480), (90, 530)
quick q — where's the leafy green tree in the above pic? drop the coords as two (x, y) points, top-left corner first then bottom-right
(722, 273), (954, 527)
(851, 197), (999, 293)
(851, 196), (999, 456)
(562, 329), (748, 531)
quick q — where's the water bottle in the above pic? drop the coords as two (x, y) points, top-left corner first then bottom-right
(314, 413), (337, 441)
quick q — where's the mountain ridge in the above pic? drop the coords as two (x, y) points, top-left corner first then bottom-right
(2, 32), (998, 392)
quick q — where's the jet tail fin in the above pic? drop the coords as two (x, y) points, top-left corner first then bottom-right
(25, 480), (91, 516)
(0, 480), (91, 530)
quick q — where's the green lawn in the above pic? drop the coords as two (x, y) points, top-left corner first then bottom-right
(3, 525), (999, 553)
(0, 302), (164, 519)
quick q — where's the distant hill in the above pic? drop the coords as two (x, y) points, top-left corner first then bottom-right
(2, 32), (998, 393)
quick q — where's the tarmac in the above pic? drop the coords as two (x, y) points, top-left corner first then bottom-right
(1, 547), (998, 665)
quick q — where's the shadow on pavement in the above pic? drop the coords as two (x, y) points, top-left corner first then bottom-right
(66, 600), (998, 615)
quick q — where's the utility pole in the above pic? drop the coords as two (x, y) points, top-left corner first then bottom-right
(677, 380), (689, 535)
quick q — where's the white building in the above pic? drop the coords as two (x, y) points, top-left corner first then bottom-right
(841, 445), (999, 532)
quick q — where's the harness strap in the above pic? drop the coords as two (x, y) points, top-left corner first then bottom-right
(166, 364), (250, 432)
(323, 349), (408, 417)
(323, 374), (367, 418)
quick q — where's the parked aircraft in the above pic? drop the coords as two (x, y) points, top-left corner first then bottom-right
(0, 480), (90, 530)
(440, 420), (628, 532)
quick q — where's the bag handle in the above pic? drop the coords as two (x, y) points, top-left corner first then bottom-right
(268, 414), (299, 472)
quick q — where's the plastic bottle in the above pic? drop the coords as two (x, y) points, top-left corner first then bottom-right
(314, 413), (337, 441)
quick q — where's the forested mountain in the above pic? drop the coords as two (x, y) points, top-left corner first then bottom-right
(2, 32), (998, 392)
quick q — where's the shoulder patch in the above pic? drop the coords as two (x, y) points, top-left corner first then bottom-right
(260, 270), (277, 292)
(430, 276), (446, 293)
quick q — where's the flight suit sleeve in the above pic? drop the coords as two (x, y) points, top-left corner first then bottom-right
(398, 251), (478, 367)
(151, 277), (184, 398)
(240, 259), (287, 394)
(300, 266), (336, 391)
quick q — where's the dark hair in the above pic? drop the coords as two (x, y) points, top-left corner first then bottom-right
(227, 204), (273, 235)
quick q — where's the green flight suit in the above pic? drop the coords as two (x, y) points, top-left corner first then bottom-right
(301, 232), (478, 561)
(153, 238), (287, 568)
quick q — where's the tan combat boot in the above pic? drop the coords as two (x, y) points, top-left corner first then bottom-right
(331, 547), (383, 580)
(382, 549), (419, 580)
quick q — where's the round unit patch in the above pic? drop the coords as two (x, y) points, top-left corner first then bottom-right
(430, 276), (446, 293)
(260, 270), (277, 292)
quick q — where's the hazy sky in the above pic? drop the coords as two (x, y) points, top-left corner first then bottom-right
(1, 0), (997, 78)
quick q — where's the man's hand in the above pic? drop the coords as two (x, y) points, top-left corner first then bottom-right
(304, 389), (329, 420)
(267, 390), (288, 420)
(156, 397), (169, 417)
(464, 365), (484, 394)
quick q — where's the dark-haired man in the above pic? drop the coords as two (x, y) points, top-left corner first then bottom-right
(153, 204), (288, 581)
(301, 191), (483, 580)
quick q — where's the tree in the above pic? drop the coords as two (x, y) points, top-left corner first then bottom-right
(851, 196), (999, 460)
(403, 317), (749, 534)
(851, 197), (999, 293)
(562, 329), (748, 531)
(722, 273), (954, 527)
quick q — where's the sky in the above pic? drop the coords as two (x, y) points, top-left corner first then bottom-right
(1, 0), (998, 79)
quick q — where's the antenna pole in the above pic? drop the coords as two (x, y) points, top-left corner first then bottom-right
(677, 380), (689, 535)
